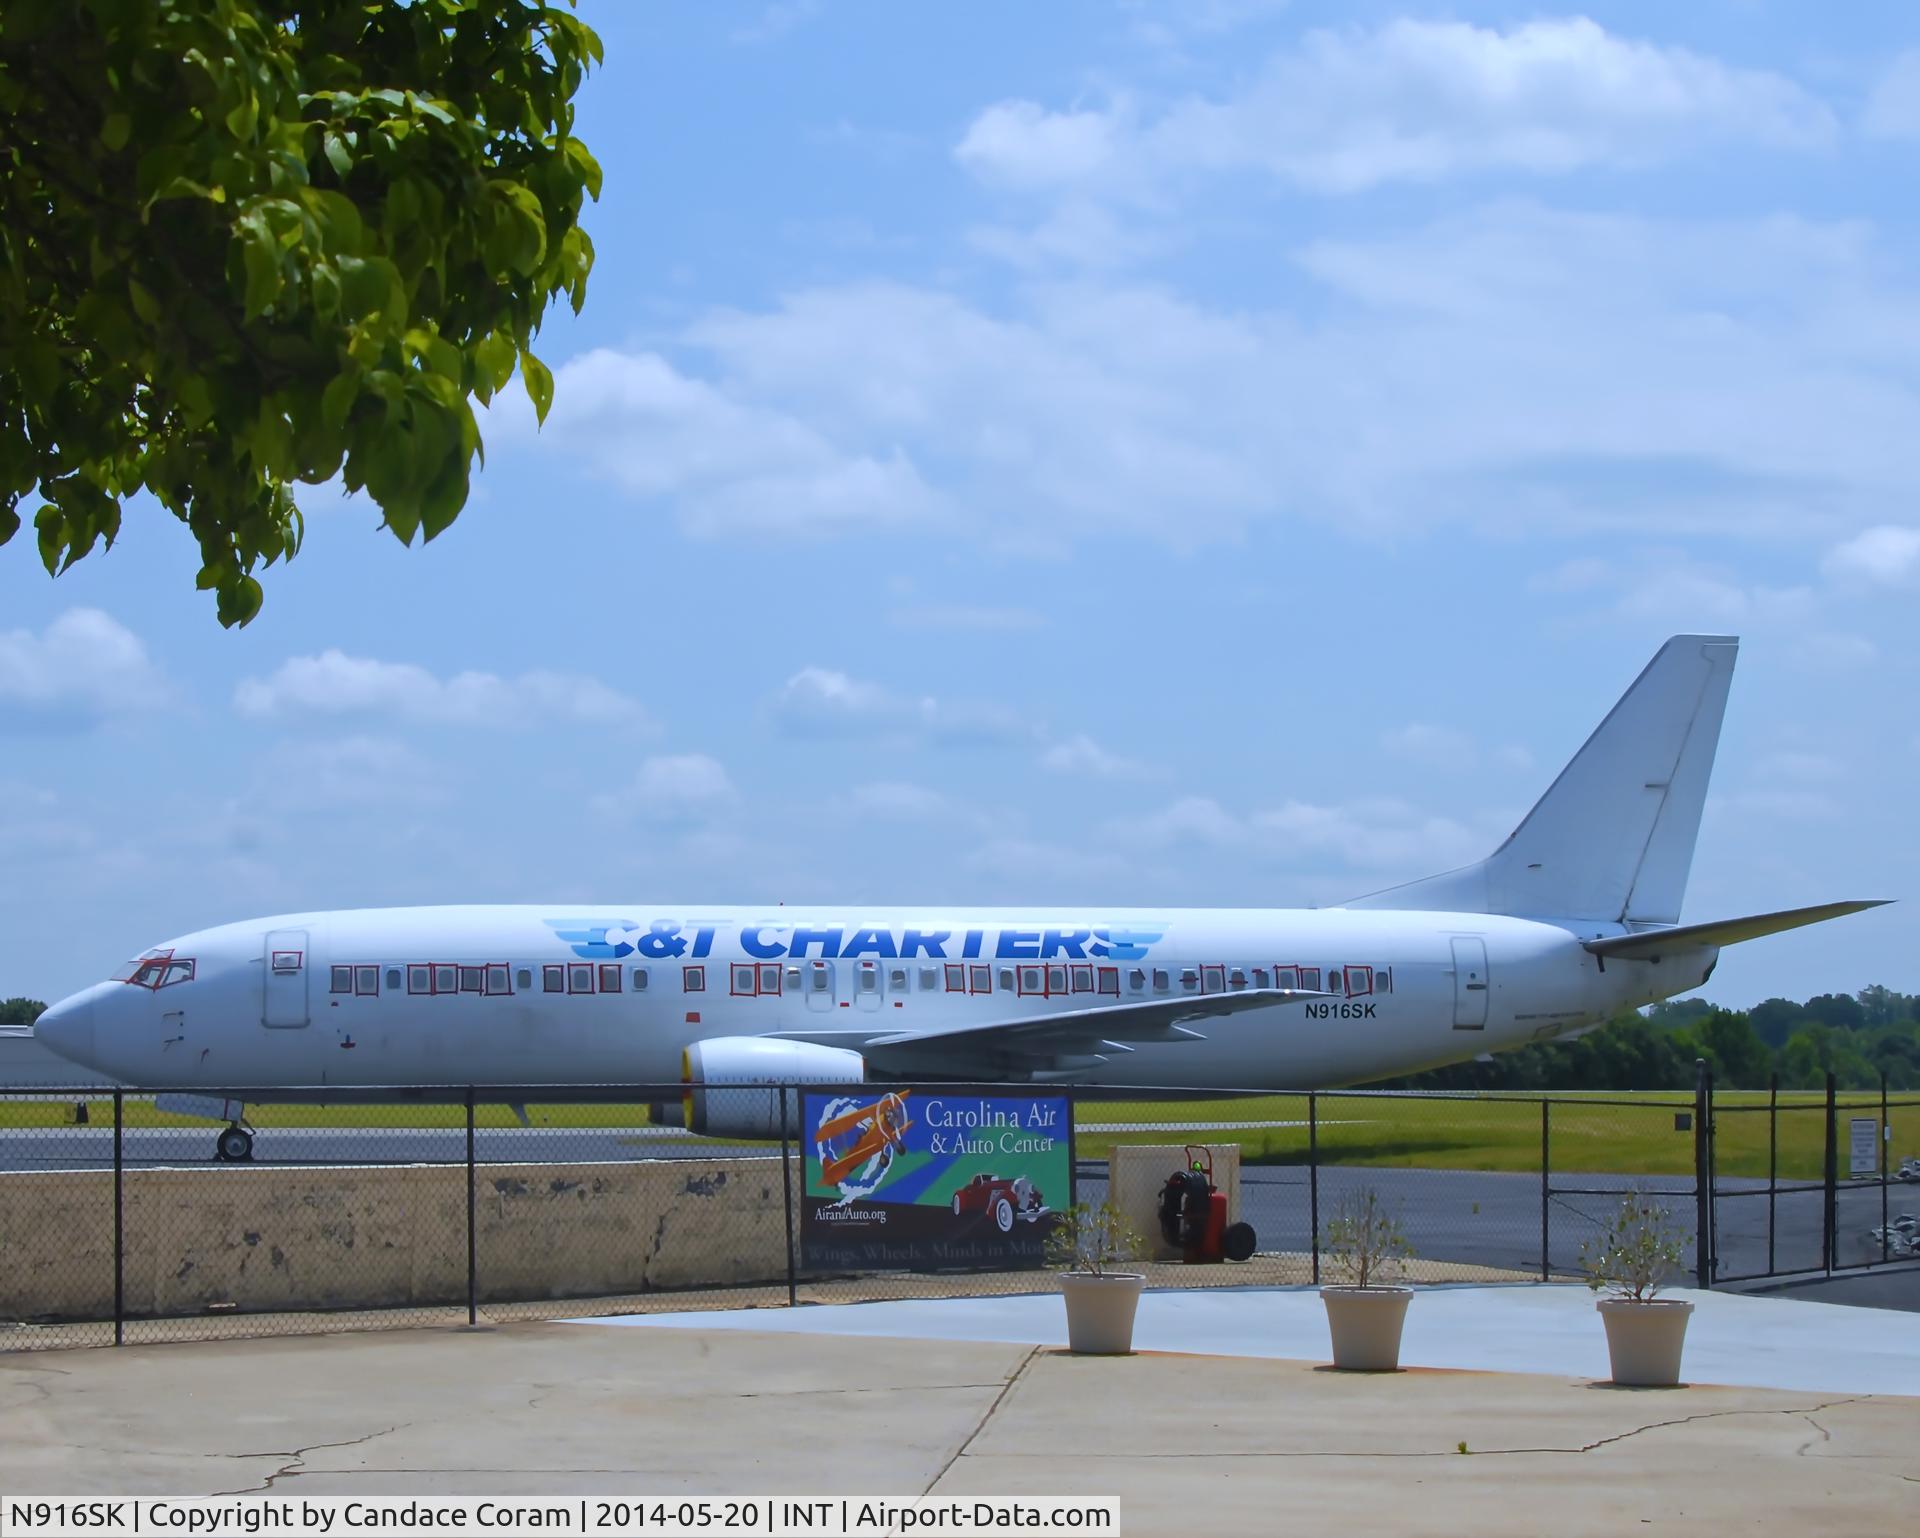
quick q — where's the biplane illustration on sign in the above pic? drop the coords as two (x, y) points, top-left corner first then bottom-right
(800, 1088), (1072, 1271)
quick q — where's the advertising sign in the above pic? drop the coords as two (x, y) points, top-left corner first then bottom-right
(1850, 1117), (1880, 1178)
(800, 1088), (1073, 1271)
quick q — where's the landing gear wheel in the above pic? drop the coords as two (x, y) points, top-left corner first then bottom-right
(992, 1195), (1014, 1233)
(215, 1125), (254, 1163)
(1222, 1221), (1257, 1262)
(953, 1193), (964, 1216)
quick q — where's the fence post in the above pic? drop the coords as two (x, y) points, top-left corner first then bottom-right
(1822, 1071), (1838, 1275)
(1693, 1059), (1712, 1289)
(1767, 1073), (1778, 1277)
(1881, 1071), (1891, 1264)
(465, 1087), (477, 1326)
(1540, 1099), (1551, 1283)
(112, 1088), (124, 1347)
(1308, 1090), (1320, 1286)
(779, 1084), (798, 1307)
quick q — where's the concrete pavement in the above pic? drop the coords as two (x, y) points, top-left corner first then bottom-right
(3, 1308), (1916, 1535)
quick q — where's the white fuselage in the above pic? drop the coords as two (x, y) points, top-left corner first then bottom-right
(34, 905), (1713, 1092)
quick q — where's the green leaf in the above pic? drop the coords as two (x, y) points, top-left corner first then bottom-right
(519, 347), (554, 425)
(321, 369), (360, 431)
(322, 129), (353, 178)
(100, 113), (132, 151)
(127, 277), (161, 325)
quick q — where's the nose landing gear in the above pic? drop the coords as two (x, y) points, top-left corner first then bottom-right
(215, 1123), (255, 1162)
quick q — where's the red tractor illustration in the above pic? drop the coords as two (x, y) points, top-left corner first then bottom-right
(950, 1172), (1047, 1233)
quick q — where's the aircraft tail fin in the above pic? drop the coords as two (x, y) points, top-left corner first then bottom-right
(1347, 635), (1739, 924)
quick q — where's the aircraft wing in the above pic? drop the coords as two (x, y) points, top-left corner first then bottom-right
(810, 987), (1332, 1076)
(1582, 900), (1890, 960)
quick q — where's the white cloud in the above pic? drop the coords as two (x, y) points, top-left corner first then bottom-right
(0, 609), (169, 719)
(1863, 50), (1920, 139)
(956, 101), (1128, 191)
(729, 1), (817, 46)
(628, 205), (1920, 553)
(1122, 793), (1485, 874)
(595, 755), (736, 821)
(234, 651), (647, 728)
(1381, 724), (1478, 771)
(489, 348), (941, 538)
(1822, 525), (1920, 586)
(957, 18), (1834, 199)
(770, 666), (1031, 745)
(260, 736), (436, 805)
(1040, 734), (1153, 780)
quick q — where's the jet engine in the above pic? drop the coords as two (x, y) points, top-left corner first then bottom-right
(681, 1036), (866, 1138)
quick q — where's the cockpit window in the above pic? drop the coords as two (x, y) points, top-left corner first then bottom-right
(113, 952), (194, 989)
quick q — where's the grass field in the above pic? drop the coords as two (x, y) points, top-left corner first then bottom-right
(4, 1089), (1915, 1182)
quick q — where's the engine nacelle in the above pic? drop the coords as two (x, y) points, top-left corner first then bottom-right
(681, 1036), (866, 1138)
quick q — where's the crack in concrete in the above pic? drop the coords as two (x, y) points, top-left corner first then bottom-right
(1794, 1410), (1834, 1457)
(923, 1347), (1040, 1496)
(210, 1424), (409, 1496)
(951, 1396), (1876, 1461)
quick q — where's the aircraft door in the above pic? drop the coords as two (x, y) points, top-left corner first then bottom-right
(263, 929), (311, 1027)
(1450, 937), (1489, 1029)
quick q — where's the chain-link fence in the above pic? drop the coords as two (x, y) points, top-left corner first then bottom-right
(3, 1073), (1914, 1352)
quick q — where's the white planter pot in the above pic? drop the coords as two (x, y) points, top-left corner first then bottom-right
(1059, 1272), (1145, 1355)
(1597, 1298), (1694, 1386)
(1320, 1286), (1413, 1371)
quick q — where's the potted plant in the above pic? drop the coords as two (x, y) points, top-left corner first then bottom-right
(1581, 1187), (1693, 1387)
(1320, 1186), (1416, 1371)
(1045, 1200), (1147, 1355)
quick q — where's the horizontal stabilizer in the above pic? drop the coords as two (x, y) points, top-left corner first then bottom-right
(1582, 900), (1890, 960)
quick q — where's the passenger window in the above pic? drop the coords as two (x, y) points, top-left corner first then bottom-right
(1299, 967), (1321, 991)
(1375, 967), (1391, 994)
(388, 968), (404, 991)
(888, 966), (908, 991)
(485, 963), (512, 995)
(683, 965), (705, 993)
(409, 965), (431, 995)
(568, 963), (594, 993)
(945, 963), (966, 992)
(515, 968), (532, 990)
(1181, 968), (1200, 991)
(1098, 966), (1120, 996)
(1252, 968), (1269, 989)
(634, 967), (651, 991)
(759, 963), (782, 994)
(331, 965), (353, 994)
(1128, 968), (1146, 991)
(1070, 964), (1093, 993)
(1152, 968), (1169, 991)
(732, 963), (756, 996)
(1345, 965), (1372, 998)
(809, 962), (830, 992)
(434, 964), (457, 994)
(857, 963), (878, 994)
(1201, 965), (1224, 994)
(460, 966), (484, 993)
(355, 965), (379, 996)
(998, 966), (1015, 991)
(1276, 966), (1298, 990)
(598, 963), (621, 993)
(1046, 964), (1067, 995)
(919, 966), (938, 990)
(542, 964), (565, 993)
(970, 964), (993, 994)
(1019, 966), (1043, 995)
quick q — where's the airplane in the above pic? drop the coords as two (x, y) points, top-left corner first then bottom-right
(31, 634), (1889, 1162)
(815, 1091), (913, 1186)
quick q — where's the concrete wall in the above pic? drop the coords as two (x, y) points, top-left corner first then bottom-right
(1106, 1144), (1242, 1262)
(0, 1157), (796, 1323)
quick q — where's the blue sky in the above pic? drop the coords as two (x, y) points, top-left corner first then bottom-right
(4, 1), (1917, 1007)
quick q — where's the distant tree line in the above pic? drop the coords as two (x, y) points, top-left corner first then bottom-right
(1374, 985), (1920, 1092)
(0, 998), (46, 1026)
